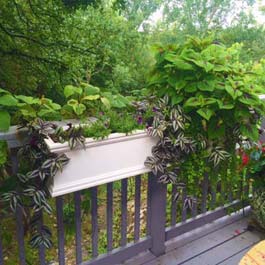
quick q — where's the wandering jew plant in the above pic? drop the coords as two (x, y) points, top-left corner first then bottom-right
(1, 119), (69, 248)
(144, 96), (231, 209)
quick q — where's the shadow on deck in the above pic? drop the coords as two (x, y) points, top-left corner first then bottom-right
(122, 208), (265, 265)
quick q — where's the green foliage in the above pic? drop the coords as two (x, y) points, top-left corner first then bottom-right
(0, 1), (151, 98)
(148, 37), (265, 148)
(0, 88), (63, 131)
(83, 120), (112, 139)
(0, 141), (8, 167)
(1, 120), (69, 249)
(144, 96), (204, 209)
(0, 89), (17, 131)
(108, 111), (143, 134)
(61, 83), (131, 119)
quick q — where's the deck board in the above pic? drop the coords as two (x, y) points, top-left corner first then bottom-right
(180, 230), (261, 265)
(123, 212), (264, 265)
(217, 246), (254, 265)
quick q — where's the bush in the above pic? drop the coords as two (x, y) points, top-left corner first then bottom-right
(148, 36), (265, 148)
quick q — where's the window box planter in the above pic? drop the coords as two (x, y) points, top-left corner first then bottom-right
(45, 130), (157, 197)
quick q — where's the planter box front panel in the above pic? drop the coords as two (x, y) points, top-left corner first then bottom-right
(48, 132), (156, 197)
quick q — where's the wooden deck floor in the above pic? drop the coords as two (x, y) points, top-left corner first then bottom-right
(123, 209), (265, 265)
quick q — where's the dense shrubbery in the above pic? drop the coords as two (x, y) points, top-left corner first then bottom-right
(0, 1), (152, 100)
(145, 37), (265, 208)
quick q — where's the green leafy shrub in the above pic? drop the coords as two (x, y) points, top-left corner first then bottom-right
(145, 36), (265, 210)
(148, 37), (265, 147)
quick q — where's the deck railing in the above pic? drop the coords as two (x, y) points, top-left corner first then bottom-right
(0, 133), (248, 265)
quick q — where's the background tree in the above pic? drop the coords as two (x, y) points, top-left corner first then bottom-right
(0, 0), (153, 102)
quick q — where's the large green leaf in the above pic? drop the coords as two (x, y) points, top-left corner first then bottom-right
(192, 59), (214, 72)
(73, 103), (86, 116)
(203, 98), (218, 106)
(19, 105), (37, 118)
(164, 53), (194, 70)
(82, 95), (100, 101)
(0, 88), (10, 94)
(225, 85), (242, 100)
(83, 85), (100, 96)
(240, 124), (259, 141)
(196, 108), (214, 121)
(0, 94), (18, 106)
(16, 95), (40, 105)
(217, 100), (234, 110)
(67, 99), (79, 106)
(184, 83), (197, 93)
(0, 111), (11, 132)
(184, 97), (201, 107)
(197, 80), (216, 92)
(171, 95), (184, 105)
(238, 94), (260, 106)
(64, 85), (82, 98)
(100, 97), (111, 109)
(103, 93), (130, 108)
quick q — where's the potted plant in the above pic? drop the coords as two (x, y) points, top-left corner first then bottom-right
(45, 127), (157, 197)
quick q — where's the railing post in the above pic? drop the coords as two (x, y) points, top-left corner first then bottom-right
(148, 173), (167, 257)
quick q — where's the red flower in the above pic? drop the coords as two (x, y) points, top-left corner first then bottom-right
(262, 146), (265, 153)
(242, 153), (249, 166)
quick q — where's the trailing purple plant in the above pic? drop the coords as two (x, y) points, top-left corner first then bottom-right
(1, 119), (69, 249)
(144, 96), (232, 211)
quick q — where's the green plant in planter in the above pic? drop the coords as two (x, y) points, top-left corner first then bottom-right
(54, 108), (145, 149)
(61, 83), (131, 119)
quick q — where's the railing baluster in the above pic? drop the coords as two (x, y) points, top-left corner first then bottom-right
(74, 191), (82, 264)
(134, 176), (141, 242)
(148, 173), (167, 256)
(16, 206), (26, 265)
(121, 179), (128, 247)
(146, 175), (152, 235)
(170, 185), (177, 226)
(38, 211), (46, 265)
(107, 183), (113, 252)
(0, 226), (3, 265)
(201, 173), (209, 213)
(56, 196), (65, 265)
(181, 187), (187, 222)
(91, 187), (98, 258)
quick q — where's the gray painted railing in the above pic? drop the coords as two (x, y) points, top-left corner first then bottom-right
(0, 172), (245, 265)
(0, 130), (248, 265)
